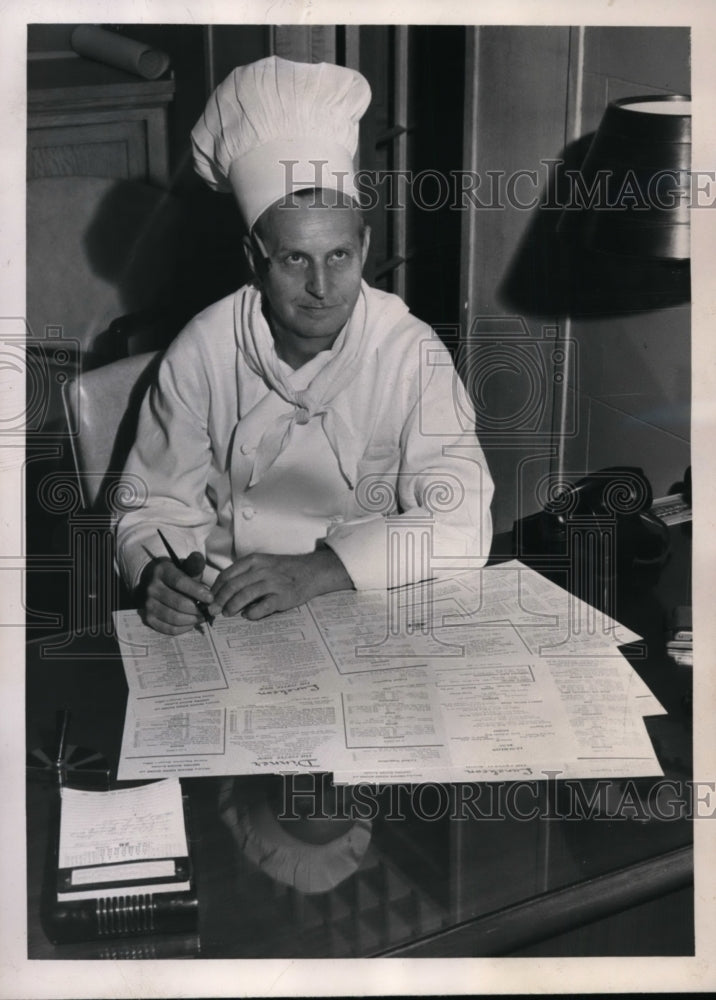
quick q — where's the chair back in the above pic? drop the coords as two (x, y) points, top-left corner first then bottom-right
(62, 352), (160, 511)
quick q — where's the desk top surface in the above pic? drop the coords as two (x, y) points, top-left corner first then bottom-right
(25, 529), (694, 959)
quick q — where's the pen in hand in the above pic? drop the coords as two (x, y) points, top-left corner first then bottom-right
(157, 529), (214, 628)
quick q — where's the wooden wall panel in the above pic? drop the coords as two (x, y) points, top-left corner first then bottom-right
(460, 26), (572, 534)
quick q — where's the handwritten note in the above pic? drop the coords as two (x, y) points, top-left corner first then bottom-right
(59, 778), (187, 869)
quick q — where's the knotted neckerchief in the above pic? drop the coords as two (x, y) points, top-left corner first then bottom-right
(234, 281), (408, 489)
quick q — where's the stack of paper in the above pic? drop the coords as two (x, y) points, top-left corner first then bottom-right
(46, 778), (198, 944)
(114, 560), (665, 784)
(57, 779), (191, 901)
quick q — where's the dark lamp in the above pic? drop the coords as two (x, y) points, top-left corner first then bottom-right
(558, 94), (691, 260)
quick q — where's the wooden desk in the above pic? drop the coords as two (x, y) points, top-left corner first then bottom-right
(26, 527), (693, 958)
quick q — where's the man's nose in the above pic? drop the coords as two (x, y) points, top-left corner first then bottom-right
(305, 264), (327, 298)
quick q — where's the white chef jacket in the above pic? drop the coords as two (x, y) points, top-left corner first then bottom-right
(115, 283), (493, 593)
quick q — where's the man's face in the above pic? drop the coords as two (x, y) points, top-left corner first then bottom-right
(249, 196), (370, 355)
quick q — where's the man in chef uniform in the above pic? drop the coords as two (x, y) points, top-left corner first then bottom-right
(116, 55), (493, 635)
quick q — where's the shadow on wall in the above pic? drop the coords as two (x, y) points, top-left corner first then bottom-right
(476, 135), (690, 537)
(27, 176), (251, 369)
(498, 135), (691, 319)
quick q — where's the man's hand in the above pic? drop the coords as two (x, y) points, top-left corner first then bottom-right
(138, 553), (214, 635)
(209, 547), (353, 621)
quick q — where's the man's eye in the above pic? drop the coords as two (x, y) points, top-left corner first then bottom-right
(285, 253), (305, 265)
(330, 250), (349, 263)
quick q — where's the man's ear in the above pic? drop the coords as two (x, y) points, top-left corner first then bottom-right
(244, 231), (272, 283)
(360, 225), (371, 267)
(243, 234), (259, 282)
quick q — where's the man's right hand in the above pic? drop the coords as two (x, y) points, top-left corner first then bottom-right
(138, 553), (214, 635)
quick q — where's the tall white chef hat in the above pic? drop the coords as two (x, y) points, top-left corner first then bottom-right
(191, 56), (371, 232)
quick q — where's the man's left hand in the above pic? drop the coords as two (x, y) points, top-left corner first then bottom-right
(208, 547), (354, 620)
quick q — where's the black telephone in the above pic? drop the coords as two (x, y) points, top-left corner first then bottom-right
(514, 466), (671, 574)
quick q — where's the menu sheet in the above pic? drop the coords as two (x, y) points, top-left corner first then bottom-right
(115, 562), (663, 783)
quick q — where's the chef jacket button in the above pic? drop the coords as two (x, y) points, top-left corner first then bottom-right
(242, 507), (255, 520)
(240, 442), (253, 455)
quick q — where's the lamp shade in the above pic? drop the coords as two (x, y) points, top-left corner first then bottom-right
(558, 95), (691, 260)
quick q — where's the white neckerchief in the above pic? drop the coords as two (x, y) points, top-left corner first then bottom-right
(234, 281), (408, 488)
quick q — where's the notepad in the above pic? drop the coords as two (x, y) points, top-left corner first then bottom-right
(57, 778), (191, 901)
